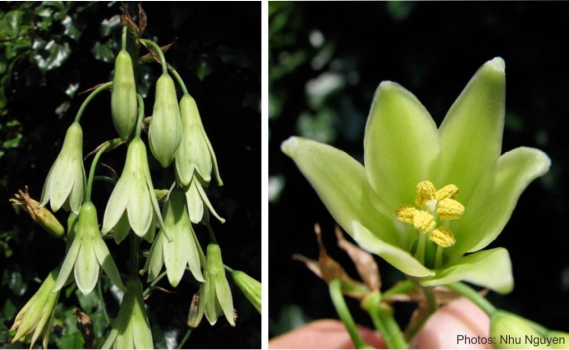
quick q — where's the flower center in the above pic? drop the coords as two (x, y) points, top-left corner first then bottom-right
(395, 181), (465, 267)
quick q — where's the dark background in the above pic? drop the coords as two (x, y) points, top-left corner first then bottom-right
(269, 2), (569, 339)
(1, 2), (260, 348)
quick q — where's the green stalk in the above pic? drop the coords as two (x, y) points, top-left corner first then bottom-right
(329, 279), (372, 349)
(362, 292), (407, 349)
(85, 138), (122, 202)
(135, 94), (144, 138)
(97, 280), (110, 325)
(74, 81), (112, 123)
(130, 230), (140, 278)
(121, 25), (127, 51)
(177, 328), (192, 349)
(138, 38), (168, 75)
(93, 176), (117, 185)
(143, 271), (167, 298)
(446, 282), (496, 316)
(382, 280), (416, 300)
(170, 69), (189, 96)
(206, 222), (217, 245)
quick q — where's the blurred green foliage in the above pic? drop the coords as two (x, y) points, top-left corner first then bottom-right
(1, 2), (260, 348)
(270, 1), (569, 339)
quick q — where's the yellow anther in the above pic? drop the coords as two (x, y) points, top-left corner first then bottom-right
(396, 205), (417, 224)
(437, 198), (465, 220)
(413, 210), (435, 234)
(436, 184), (459, 201)
(429, 227), (456, 247)
(415, 181), (436, 207)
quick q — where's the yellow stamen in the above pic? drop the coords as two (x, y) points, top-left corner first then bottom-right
(429, 227), (456, 247)
(413, 211), (435, 234)
(437, 198), (465, 220)
(396, 205), (417, 224)
(436, 184), (459, 201)
(415, 181), (436, 207)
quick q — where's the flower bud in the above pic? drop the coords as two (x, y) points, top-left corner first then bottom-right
(231, 270), (261, 314)
(175, 94), (222, 186)
(10, 268), (60, 349)
(148, 73), (182, 167)
(490, 311), (544, 349)
(10, 186), (64, 238)
(111, 49), (137, 141)
(39, 122), (86, 214)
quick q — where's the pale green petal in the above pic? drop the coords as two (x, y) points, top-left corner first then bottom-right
(101, 326), (118, 349)
(216, 273), (235, 327)
(113, 212), (131, 244)
(163, 198), (188, 287)
(127, 178), (152, 237)
(131, 278), (153, 349)
(93, 234), (126, 292)
(102, 178), (130, 234)
(203, 271), (218, 325)
(68, 160), (86, 214)
(438, 57), (505, 203)
(187, 225), (204, 282)
(202, 129), (223, 186)
(39, 164), (55, 208)
(364, 82), (440, 210)
(144, 232), (165, 282)
(186, 179), (204, 224)
(54, 237), (81, 291)
(49, 160), (76, 212)
(455, 147), (550, 254)
(196, 180), (225, 223)
(142, 213), (156, 243)
(351, 222), (434, 277)
(282, 136), (399, 246)
(421, 247), (513, 294)
(75, 236), (99, 295)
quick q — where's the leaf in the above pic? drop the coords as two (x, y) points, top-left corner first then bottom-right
(91, 41), (115, 63)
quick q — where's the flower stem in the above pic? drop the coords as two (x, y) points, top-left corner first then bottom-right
(135, 93), (144, 138)
(121, 25), (127, 51)
(142, 271), (167, 298)
(382, 280), (416, 300)
(170, 69), (189, 96)
(445, 282), (496, 316)
(97, 280), (110, 325)
(86, 138), (122, 202)
(206, 222), (217, 245)
(177, 328), (193, 349)
(74, 81), (112, 123)
(130, 230), (140, 278)
(138, 38), (168, 75)
(93, 176), (117, 185)
(362, 292), (408, 349)
(415, 233), (426, 265)
(329, 279), (372, 349)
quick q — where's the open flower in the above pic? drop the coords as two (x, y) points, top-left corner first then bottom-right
(10, 268), (60, 349)
(102, 137), (168, 241)
(39, 121), (86, 214)
(175, 94), (222, 186)
(141, 186), (204, 287)
(282, 58), (550, 293)
(102, 276), (153, 349)
(54, 201), (126, 295)
(187, 244), (235, 327)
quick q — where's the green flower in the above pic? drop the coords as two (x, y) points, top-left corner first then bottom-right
(102, 276), (153, 349)
(175, 94), (222, 186)
(10, 268), (60, 349)
(102, 137), (168, 241)
(39, 122), (86, 214)
(141, 186), (204, 287)
(54, 201), (126, 295)
(188, 244), (235, 327)
(282, 58), (550, 294)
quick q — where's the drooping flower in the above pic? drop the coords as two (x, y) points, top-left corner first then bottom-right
(141, 186), (204, 287)
(102, 276), (153, 349)
(175, 94), (222, 186)
(148, 73), (182, 168)
(282, 58), (550, 294)
(39, 121), (86, 214)
(10, 268), (60, 349)
(102, 137), (168, 242)
(188, 244), (235, 327)
(111, 49), (138, 141)
(54, 201), (126, 295)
